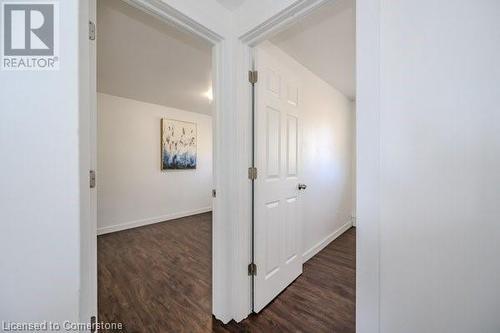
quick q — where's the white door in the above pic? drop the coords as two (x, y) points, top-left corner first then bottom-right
(80, 0), (98, 327)
(254, 45), (303, 312)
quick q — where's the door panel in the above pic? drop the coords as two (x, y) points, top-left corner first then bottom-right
(286, 83), (299, 106)
(286, 115), (298, 176)
(265, 201), (282, 278)
(285, 196), (298, 262)
(254, 45), (302, 312)
(266, 107), (281, 178)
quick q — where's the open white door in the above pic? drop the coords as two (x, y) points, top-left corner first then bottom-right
(79, 0), (98, 328)
(88, 0), (98, 324)
(253, 45), (303, 312)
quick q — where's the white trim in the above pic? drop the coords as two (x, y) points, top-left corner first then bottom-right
(302, 221), (353, 263)
(356, 0), (381, 332)
(240, 0), (330, 45)
(97, 208), (213, 235)
(231, 40), (254, 322)
(121, 0), (223, 43)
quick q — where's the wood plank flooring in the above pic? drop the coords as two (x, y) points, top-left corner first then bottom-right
(98, 212), (355, 333)
(98, 213), (212, 332)
(214, 227), (356, 333)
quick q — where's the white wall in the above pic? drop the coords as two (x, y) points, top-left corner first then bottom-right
(0, 0), (81, 325)
(356, 0), (381, 331)
(375, 1), (500, 332)
(260, 43), (355, 261)
(97, 93), (213, 234)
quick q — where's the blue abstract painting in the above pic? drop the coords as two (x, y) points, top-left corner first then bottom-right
(161, 119), (197, 170)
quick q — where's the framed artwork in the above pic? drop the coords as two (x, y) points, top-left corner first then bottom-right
(161, 118), (197, 170)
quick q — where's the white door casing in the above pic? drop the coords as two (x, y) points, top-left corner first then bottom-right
(253, 45), (303, 312)
(83, 0), (236, 324)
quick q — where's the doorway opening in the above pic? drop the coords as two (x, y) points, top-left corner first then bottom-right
(243, 0), (357, 330)
(94, 0), (216, 330)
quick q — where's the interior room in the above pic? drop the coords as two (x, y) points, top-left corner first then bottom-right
(96, 0), (214, 331)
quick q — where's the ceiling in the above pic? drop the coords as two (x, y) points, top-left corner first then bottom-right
(97, 0), (213, 115)
(270, 0), (356, 100)
(216, 0), (247, 11)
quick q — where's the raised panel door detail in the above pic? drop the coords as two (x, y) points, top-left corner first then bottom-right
(287, 115), (298, 177)
(287, 83), (299, 106)
(266, 106), (281, 179)
(265, 201), (282, 278)
(266, 68), (281, 97)
(285, 197), (298, 263)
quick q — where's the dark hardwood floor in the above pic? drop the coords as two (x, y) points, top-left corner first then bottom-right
(214, 227), (356, 333)
(98, 213), (212, 332)
(98, 212), (355, 333)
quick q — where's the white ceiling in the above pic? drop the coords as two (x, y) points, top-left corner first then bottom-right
(216, 0), (247, 11)
(270, 0), (356, 99)
(97, 0), (213, 115)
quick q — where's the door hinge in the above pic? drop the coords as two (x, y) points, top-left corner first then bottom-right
(248, 70), (258, 84)
(248, 167), (258, 180)
(212, 189), (217, 198)
(89, 20), (96, 41)
(90, 316), (96, 333)
(248, 263), (257, 276)
(89, 170), (96, 189)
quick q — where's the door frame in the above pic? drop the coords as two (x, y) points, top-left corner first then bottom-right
(234, 0), (381, 329)
(80, 0), (236, 325)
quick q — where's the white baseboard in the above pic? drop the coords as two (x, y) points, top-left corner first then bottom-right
(97, 207), (212, 235)
(302, 220), (353, 263)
